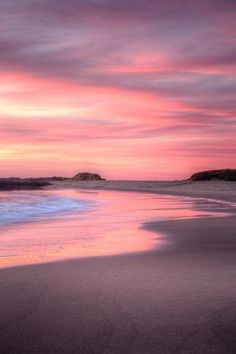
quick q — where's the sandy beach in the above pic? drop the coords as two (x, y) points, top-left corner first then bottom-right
(0, 181), (236, 353)
(2, 0), (236, 352)
(49, 179), (236, 203)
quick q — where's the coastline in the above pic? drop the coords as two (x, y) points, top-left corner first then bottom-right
(48, 179), (236, 203)
(0, 184), (236, 353)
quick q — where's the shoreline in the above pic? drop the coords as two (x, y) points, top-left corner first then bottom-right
(48, 179), (236, 203)
(1, 187), (235, 270)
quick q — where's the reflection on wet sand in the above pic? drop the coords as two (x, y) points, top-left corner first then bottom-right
(0, 189), (233, 268)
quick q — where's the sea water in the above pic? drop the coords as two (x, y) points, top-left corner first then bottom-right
(0, 189), (234, 268)
(0, 190), (92, 226)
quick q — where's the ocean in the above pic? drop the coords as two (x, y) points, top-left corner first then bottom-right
(0, 189), (234, 268)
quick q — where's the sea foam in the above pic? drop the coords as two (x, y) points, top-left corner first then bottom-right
(0, 191), (90, 226)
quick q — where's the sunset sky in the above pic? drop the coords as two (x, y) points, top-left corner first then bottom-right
(0, 0), (236, 179)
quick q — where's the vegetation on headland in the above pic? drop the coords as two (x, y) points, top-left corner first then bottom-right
(72, 172), (105, 181)
(0, 178), (51, 190)
(190, 169), (236, 181)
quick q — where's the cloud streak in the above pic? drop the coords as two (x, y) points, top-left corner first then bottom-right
(0, 0), (235, 178)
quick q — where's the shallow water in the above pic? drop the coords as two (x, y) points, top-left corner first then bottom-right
(0, 189), (234, 268)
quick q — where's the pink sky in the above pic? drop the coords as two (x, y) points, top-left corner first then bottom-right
(0, 0), (236, 180)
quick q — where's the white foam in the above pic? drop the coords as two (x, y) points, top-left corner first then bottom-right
(0, 191), (91, 226)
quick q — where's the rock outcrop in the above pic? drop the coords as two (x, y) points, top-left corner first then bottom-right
(50, 176), (68, 181)
(72, 172), (105, 181)
(190, 169), (236, 181)
(0, 178), (51, 190)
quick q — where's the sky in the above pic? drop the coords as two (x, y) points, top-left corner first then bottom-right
(0, 0), (236, 180)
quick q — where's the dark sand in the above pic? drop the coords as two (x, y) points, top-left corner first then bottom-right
(0, 215), (236, 353)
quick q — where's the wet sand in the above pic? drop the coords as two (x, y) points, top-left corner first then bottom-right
(1, 181), (236, 353)
(0, 213), (236, 353)
(49, 179), (236, 203)
(1, 190), (222, 268)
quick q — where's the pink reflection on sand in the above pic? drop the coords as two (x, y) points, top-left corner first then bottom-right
(0, 190), (229, 268)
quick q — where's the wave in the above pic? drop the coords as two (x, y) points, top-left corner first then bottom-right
(0, 191), (91, 226)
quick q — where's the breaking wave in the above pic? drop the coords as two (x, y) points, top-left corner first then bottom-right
(0, 191), (91, 226)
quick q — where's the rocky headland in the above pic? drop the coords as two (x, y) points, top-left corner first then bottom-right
(0, 172), (105, 190)
(72, 172), (105, 181)
(190, 169), (236, 181)
(0, 178), (51, 191)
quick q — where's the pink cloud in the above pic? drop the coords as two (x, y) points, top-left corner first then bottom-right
(0, 1), (236, 179)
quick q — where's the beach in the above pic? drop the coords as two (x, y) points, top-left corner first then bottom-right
(49, 179), (236, 202)
(0, 181), (236, 353)
(2, 0), (236, 352)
